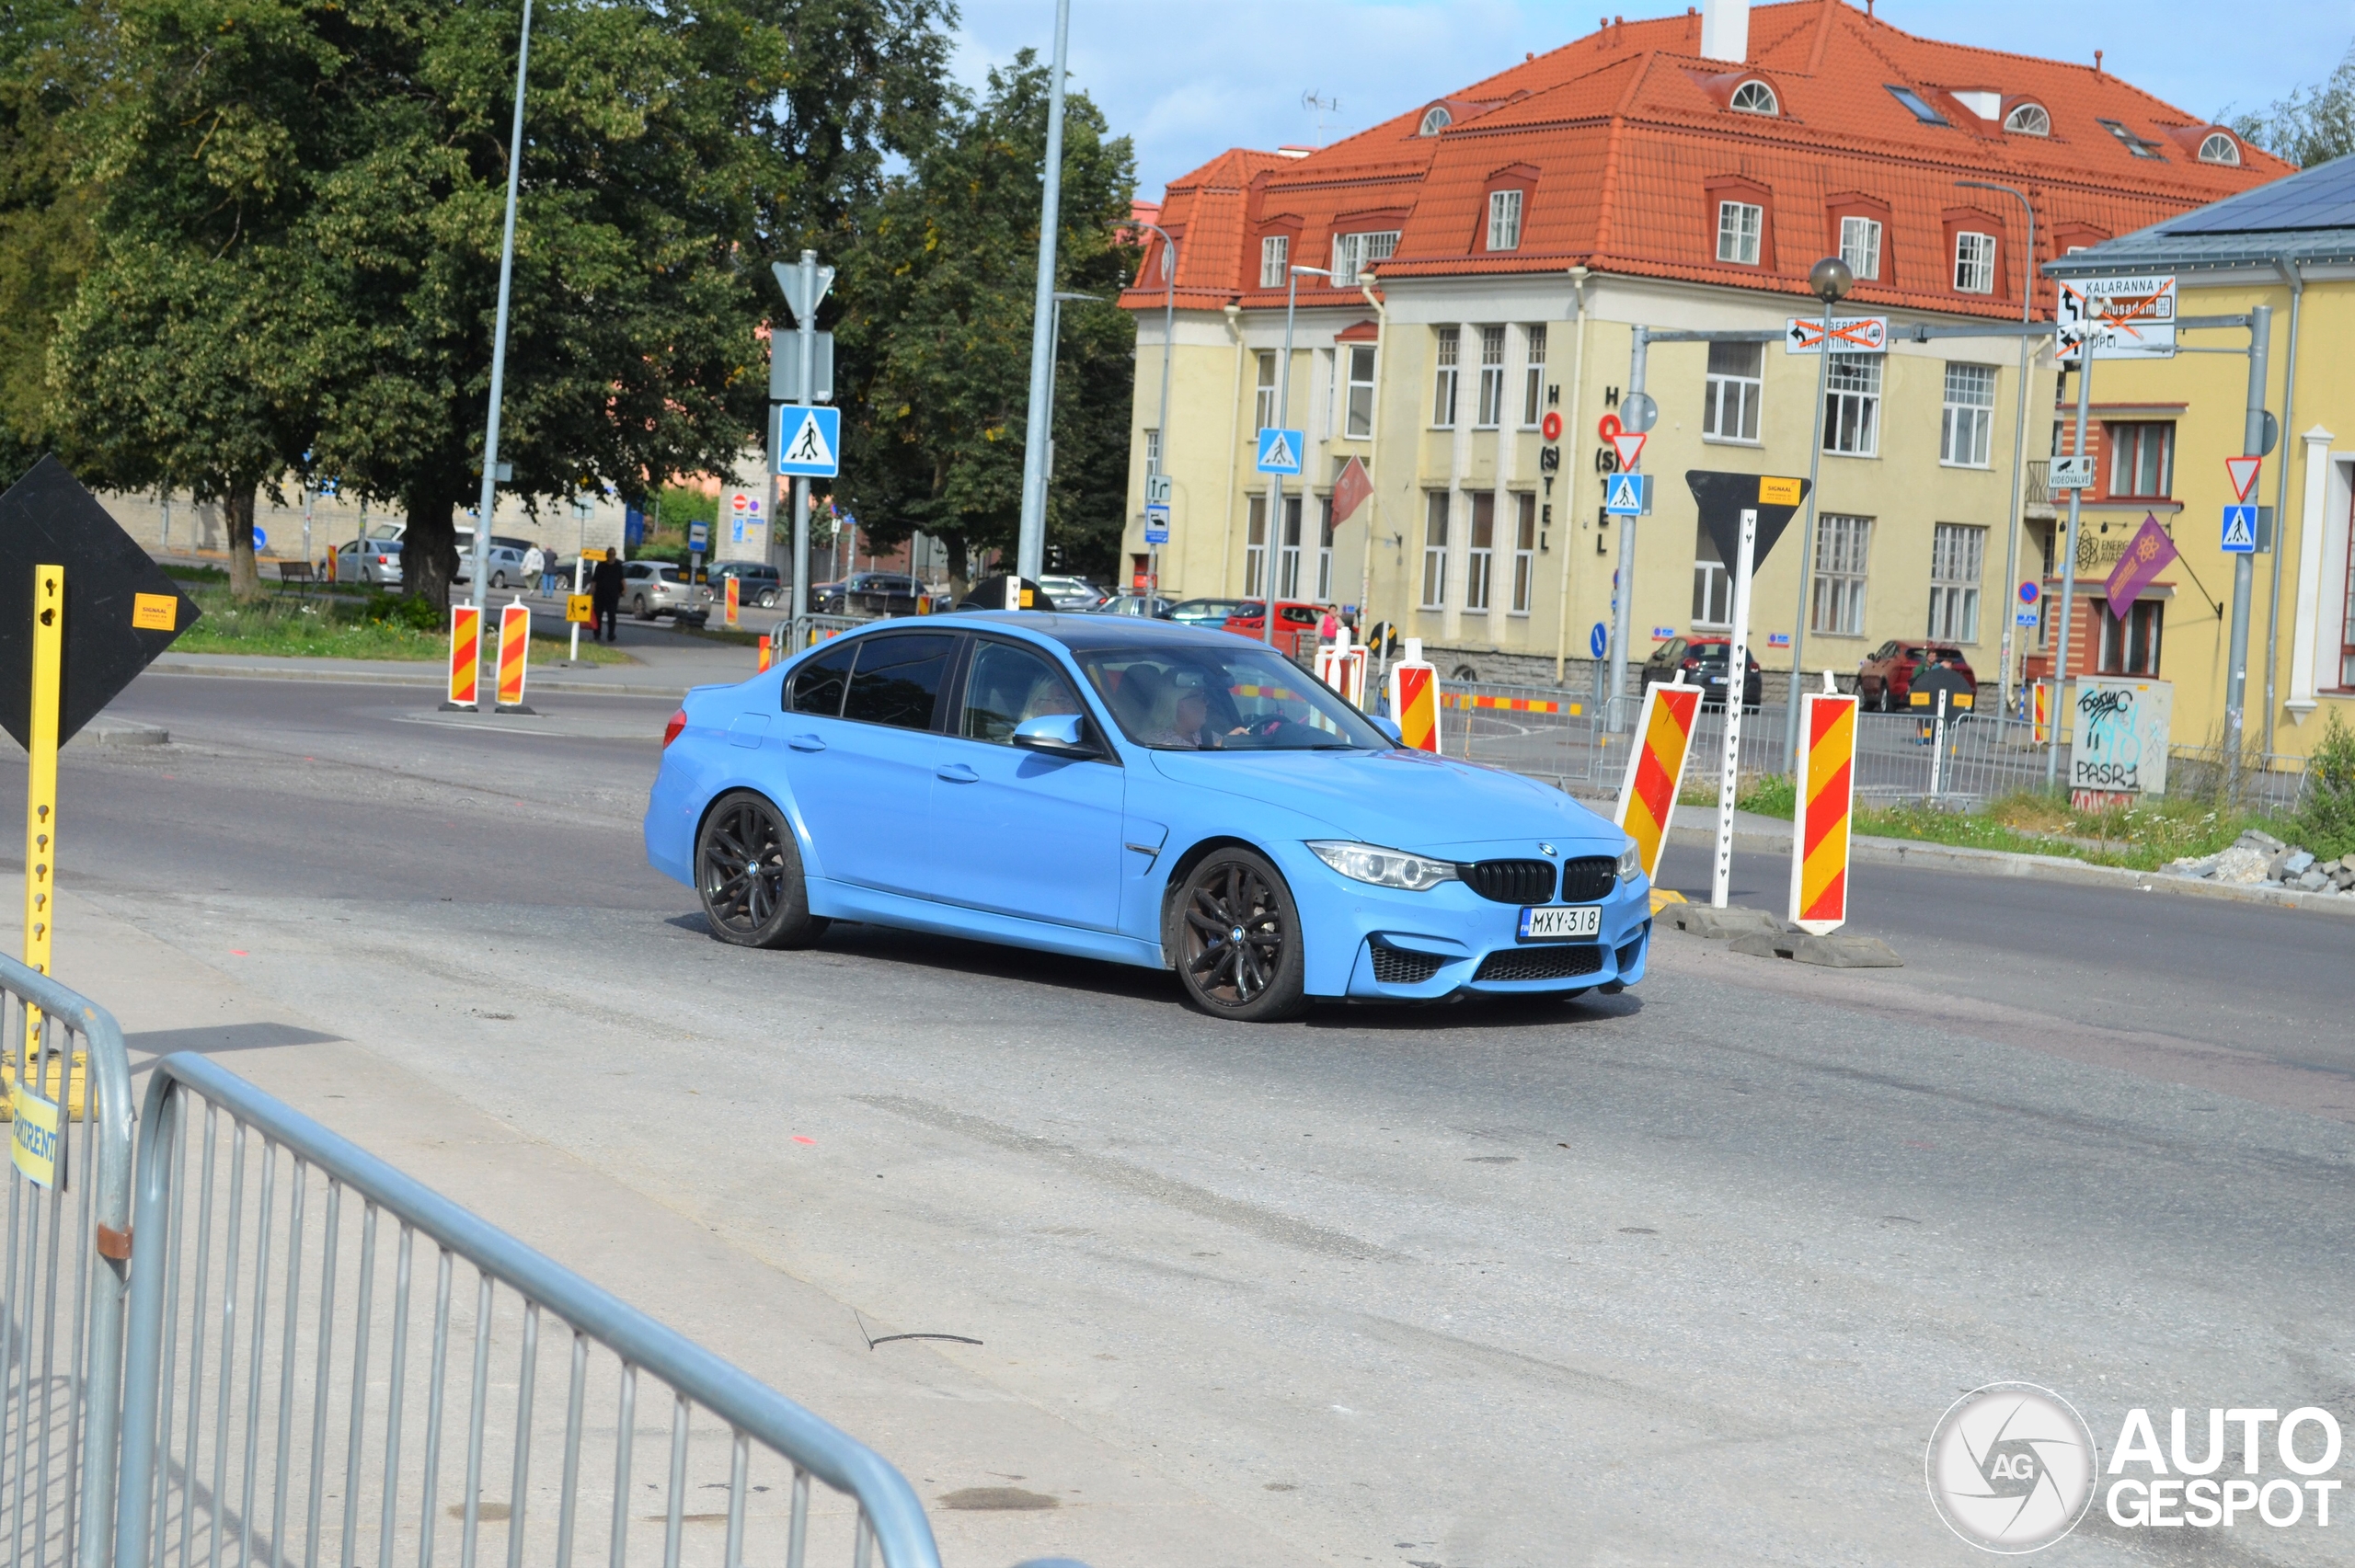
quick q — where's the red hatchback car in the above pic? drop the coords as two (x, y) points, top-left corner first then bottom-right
(1857, 640), (1976, 710)
(1221, 600), (1330, 658)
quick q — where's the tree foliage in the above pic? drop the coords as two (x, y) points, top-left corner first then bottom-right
(0, 0), (104, 484)
(2230, 42), (2355, 167)
(832, 55), (1137, 594)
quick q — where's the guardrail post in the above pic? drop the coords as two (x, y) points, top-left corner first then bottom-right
(109, 1074), (179, 1568)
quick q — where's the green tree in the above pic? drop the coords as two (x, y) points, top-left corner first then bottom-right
(2230, 42), (2355, 167)
(832, 54), (1137, 597)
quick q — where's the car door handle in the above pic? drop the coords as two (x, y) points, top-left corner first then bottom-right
(787, 733), (826, 752)
(936, 763), (979, 784)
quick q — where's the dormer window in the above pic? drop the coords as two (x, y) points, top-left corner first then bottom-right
(2198, 131), (2241, 165)
(1729, 80), (1778, 116)
(1419, 106), (1452, 136)
(2005, 103), (2050, 136)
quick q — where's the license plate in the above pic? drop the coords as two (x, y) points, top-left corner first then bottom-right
(1518, 904), (1602, 942)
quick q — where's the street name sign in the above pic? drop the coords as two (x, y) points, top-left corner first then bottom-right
(1785, 316), (1888, 354)
(2056, 275), (2177, 361)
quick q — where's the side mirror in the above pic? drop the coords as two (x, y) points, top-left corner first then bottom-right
(1370, 715), (1404, 746)
(1012, 713), (1097, 757)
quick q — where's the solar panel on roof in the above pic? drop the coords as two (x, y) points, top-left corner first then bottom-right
(2161, 151), (2355, 233)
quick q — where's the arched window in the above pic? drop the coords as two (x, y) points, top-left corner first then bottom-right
(2005, 103), (2050, 136)
(2199, 131), (2241, 165)
(1729, 80), (1778, 116)
(1419, 106), (1452, 136)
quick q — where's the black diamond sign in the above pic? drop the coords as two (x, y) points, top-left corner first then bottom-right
(0, 456), (201, 748)
(1685, 470), (1812, 572)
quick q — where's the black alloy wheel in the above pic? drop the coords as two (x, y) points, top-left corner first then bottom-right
(695, 791), (829, 949)
(1175, 849), (1306, 1022)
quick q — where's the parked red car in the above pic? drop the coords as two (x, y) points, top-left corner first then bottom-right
(1857, 640), (1976, 711)
(1221, 600), (1330, 658)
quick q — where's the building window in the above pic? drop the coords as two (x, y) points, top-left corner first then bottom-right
(2005, 103), (2050, 135)
(1419, 106), (1451, 136)
(2099, 119), (2164, 158)
(1823, 354), (1880, 456)
(1246, 495), (1268, 597)
(1839, 215), (1882, 280)
(1487, 189), (1523, 252)
(1345, 345), (1376, 439)
(1331, 230), (1398, 282)
(1693, 521), (1731, 628)
(1953, 231), (1996, 293)
(1259, 234), (1290, 289)
(2198, 132), (2241, 166)
(1475, 326), (1505, 428)
(1717, 200), (1762, 265)
(1729, 80), (1778, 116)
(1316, 498), (1335, 601)
(1928, 522), (1985, 643)
(2099, 600), (2164, 675)
(1811, 514), (1872, 635)
(1255, 350), (1278, 432)
(2109, 422), (2174, 497)
(1421, 492), (1449, 607)
(1703, 340), (1762, 442)
(1143, 428), (1161, 469)
(1278, 495), (1304, 598)
(1940, 363), (1996, 467)
(1431, 327), (1459, 427)
(1512, 494), (1535, 613)
(1522, 324), (1547, 427)
(1887, 85), (1948, 125)
(1465, 492), (1495, 611)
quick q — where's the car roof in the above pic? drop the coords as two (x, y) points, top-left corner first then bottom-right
(895, 610), (1253, 654)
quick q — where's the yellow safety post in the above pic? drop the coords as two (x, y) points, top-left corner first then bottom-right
(11, 565), (62, 1150)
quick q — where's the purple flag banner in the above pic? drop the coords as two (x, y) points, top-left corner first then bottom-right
(2103, 513), (2177, 620)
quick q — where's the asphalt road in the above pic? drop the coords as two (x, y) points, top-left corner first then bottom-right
(18, 672), (2355, 1564)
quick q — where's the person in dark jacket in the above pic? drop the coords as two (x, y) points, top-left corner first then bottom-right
(590, 555), (626, 643)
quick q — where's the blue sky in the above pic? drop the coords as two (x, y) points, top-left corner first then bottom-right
(951, 0), (2355, 195)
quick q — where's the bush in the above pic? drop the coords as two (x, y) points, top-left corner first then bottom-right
(356, 594), (446, 633)
(2293, 709), (2355, 858)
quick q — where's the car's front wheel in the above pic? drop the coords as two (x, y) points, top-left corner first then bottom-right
(1174, 849), (1306, 1022)
(633, 594), (652, 621)
(695, 791), (828, 949)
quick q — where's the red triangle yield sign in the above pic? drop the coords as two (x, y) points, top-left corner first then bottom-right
(2223, 455), (2261, 502)
(1609, 431), (1648, 471)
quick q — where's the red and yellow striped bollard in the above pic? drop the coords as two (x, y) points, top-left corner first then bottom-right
(1787, 690), (1858, 933)
(445, 606), (481, 710)
(1612, 681), (1702, 881)
(1386, 639), (1440, 752)
(494, 602), (531, 711)
(757, 635), (773, 673)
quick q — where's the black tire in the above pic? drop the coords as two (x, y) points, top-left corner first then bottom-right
(633, 594), (652, 621)
(1173, 849), (1307, 1022)
(757, 589), (777, 609)
(491, 571), (508, 589)
(695, 791), (828, 949)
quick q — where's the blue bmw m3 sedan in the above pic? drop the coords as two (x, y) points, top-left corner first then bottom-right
(644, 612), (1649, 1021)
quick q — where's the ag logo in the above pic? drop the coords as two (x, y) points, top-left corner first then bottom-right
(1925, 1383), (2098, 1552)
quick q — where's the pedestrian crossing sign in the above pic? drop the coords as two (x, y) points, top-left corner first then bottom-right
(1604, 473), (1651, 515)
(775, 406), (842, 477)
(2221, 504), (2257, 553)
(1256, 428), (1304, 475)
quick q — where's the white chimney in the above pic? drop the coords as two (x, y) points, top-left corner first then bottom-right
(1700, 0), (1750, 63)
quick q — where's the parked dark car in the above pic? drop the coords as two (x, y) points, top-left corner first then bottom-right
(817, 571), (924, 616)
(1641, 635), (1763, 710)
(1857, 641), (1976, 711)
(702, 560), (783, 608)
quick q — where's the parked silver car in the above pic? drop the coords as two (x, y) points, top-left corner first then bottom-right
(454, 544), (531, 590)
(623, 561), (711, 625)
(336, 538), (404, 586)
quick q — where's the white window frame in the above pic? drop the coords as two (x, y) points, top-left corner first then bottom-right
(1717, 200), (1762, 266)
(1259, 234), (1290, 290)
(1810, 514), (1872, 636)
(1511, 493), (1535, 614)
(1522, 324), (1547, 428)
(1254, 350), (1278, 433)
(1245, 496), (1268, 597)
(1929, 521), (1985, 644)
(2109, 421), (2174, 498)
(1839, 215), (1882, 280)
(1822, 353), (1879, 457)
(1488, 189), (1523, 252)
(1316, 498), (1335, 601)
(1143, 428), (1161, 469)
(1703, 340), (1762, 444)
(1475, 326), (1505, 429)
(1420, 492), (1449, 608)
(1940, 363), (1997, 468)
(2005, 103), (2050, 136)
(1692, 521), (1732, 628)
(1953, 230), (1997, 293)
(1332, 230), (1400, 283)
(1729, 80), (1778, 116)
(2198, 132), (2241, 165)
(1344, 344), (1376, 440)
(1465, 492), (1495, 612)
(1431, 327), (1458, 428)
(1278, 494), (1303, 599)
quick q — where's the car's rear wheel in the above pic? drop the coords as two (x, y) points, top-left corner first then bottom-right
(1174, 849), (1306, 1022)
(695, 791), (828, 949)
(633, 594), (652, 621)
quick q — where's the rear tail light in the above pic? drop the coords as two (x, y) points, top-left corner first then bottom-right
(662, 710), (687, 749)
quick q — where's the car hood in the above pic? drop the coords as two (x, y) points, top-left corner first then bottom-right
(1147, 748), (1624, 855)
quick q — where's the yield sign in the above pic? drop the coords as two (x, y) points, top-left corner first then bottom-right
(1609, 431), (1648, 471)
(2224, 456), (2262, 502)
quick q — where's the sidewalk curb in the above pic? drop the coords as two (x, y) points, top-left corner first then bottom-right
(146, 657), (706, 700)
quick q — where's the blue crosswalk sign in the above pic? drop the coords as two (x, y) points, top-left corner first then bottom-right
(776, 406), (842, 477)
(1255, 428), (1304, 475)
(2222, 504), (2257, 554)
(1604, 473), (1650, 515)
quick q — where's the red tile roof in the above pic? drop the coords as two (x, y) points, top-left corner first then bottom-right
(1122, 0), (2292, 320)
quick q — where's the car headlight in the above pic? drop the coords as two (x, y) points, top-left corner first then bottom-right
(1617, 841), (1643, 883)
(1306, 841), (1461, 891)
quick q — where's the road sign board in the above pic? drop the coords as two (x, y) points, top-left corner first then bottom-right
(2018, 580), (2040, 604)
(767, 330), (834, 404)
(1608, 432), (1648, 471)
(251, 526), (268, 553)
(1590, 623), (1608, 659)
(1144, 473), (1173, 507)
(2016, 611), (2039, 627)
(1618, 391), (1659, 433)
(0, 458), (200, 748)
(688, 521), (709, 547)
(2225, 456), (2262, 502)
(1143, 524), (1170, 546)
(1603, 474), (1651, 515)
(1145, 501), (1170, 524)
(775, 405), (842, 477)
(2047, 455), (2095, 490)
(2056, 275), (2177, 361)
(1685, 470), (1811, 570)
(2222, 505), (2257, 553)
(771, 259), (835, 326)
(1785, 316), (1889, 354)
(1255, 428), (1304, 475)
(1766, 632), (1789, 648)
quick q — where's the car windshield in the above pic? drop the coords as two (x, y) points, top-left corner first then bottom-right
(1075, 645), (1386, 752)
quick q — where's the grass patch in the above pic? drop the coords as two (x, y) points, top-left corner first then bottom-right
(1677, 772), (1798, 817)
(1856, 789), (2292, 871)
(164, 564), (228, 585)
(169, 588), (635, 665)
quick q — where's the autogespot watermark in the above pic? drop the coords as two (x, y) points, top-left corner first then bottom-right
(1926, 1385), (2349, 1551)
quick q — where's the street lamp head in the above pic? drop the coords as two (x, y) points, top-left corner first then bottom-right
(1809, 258), (1855, 304)
(1290, 265), (1335, 280)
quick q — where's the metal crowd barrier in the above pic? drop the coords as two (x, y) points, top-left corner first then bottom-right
(1435, 681), (1613, 790)
(0, 955), (135, 1568)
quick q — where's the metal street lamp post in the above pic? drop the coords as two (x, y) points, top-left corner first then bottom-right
(1132, 221), (1180, 596)
(469, 0), (534, 615)
(1782, 256), (1853, 772)
(1958, 179), (2038, 719)
(1015, 0), (1074, 582)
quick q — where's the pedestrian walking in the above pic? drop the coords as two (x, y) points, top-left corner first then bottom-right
(522, 545), (547, 596)
(591, 554), (626, 643)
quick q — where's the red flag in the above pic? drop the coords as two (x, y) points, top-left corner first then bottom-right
(2102, 513), (2177, 620)
(1330, 455), (1372, 525)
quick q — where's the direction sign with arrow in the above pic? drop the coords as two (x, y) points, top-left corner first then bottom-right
(1785, 316), (1889, 355)
(2224, 455), (2262, 502)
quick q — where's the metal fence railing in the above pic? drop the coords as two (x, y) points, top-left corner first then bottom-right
(0, 955), (135, 1568)
(1435, 681), (1617, 791)
(113, 1053), (957, 1568)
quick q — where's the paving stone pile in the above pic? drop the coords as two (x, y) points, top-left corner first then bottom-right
(2165, 829), (2355, 895)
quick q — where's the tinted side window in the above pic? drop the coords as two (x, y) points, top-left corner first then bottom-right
(843, 634), (956, 730)
(961, 641), (1085, 744)
(787, 641), (857, 716)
